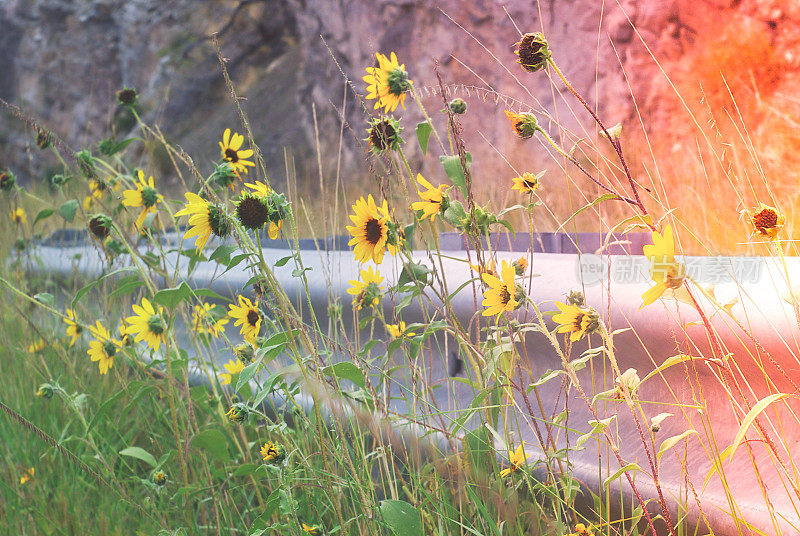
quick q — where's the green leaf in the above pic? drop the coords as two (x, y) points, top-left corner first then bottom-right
(416, 121), (433, 156)
(119, 446), (157, 468)
(603, 462), (639, 488)
(190, 428), (231, 462)
(380, 499), (423, 536)
(72, 266), (137, 308)
(106, 137), (139, 155)
(576, 416), (616, 448)
(397, 261), (432, 289)
(153, 282), (192, 309)
(657, 429), (698, 463)
(728, 393), (791, 460)
(109, 274), (144, 299)
(555, 193), (618, 233)
(58, 199), (79, 222)
(274, 255), (293, 267)
(528, 369), (563, 391)
(209, 245), (237, 265)
(440, 153), (472, 198)
(442, 200), (467, 227)
(322, 362), (366, 389)
(33, 293), (54, 306)
(235, 362), (260, 393)
(33, 208), (55, 226)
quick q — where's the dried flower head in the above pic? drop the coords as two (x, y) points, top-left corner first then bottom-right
(514, 33), (550, 72)
(746, 203), (784, 241)
(116, 86), (138, 106)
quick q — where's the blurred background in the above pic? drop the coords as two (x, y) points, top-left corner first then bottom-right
(2, 0), (800, 252)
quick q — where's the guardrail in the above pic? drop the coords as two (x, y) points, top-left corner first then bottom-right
(28, 230), (800, 535)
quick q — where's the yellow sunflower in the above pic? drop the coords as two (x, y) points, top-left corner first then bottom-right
(219, 358), (245, 386)
(125, 298), (167, 350)
(174, 192), (230, 252)
(228, 295), (261, 343)
(363, 52), (413, 113)
(301, 523), (322, 536)
(10, 207), (26, 224)
(641, 225), (685, 309)
(499, 443), (529, 478)
(347, 266), (384, 309)
(469, 260), (497, 278)
(87, 320), (120, 375)
(481, 260), (522, 317)
(27, 338), (44, 353)
(346, 194), (392, 264)
(552, 301), (599, 342)
(386, 321), (416, 339)
(220, 128), (255, 177)
(64, 309), (84, 347)
(122, 170), (162, 230)
(260, 441), (286, 463)
(410, 174), (447, 221)
(191, 303), (228, 338)
(511, 172), (542, 194)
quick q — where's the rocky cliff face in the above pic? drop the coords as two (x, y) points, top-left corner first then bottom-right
(1, 0), (798, 213)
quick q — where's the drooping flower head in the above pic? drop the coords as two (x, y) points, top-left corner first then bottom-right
(410, 174), (449, 222)
(512, 256), (528, 276)
(366, 117), (403, 153)
(219, 128), (255, 177)
(122, 170), (162, 230)
(347, 266), (384, 310)
(152, 471), (167, 486)
(552, 301), (599, 342)
(244, 181), (285, 239)
(10, 207), (26, 224)
(260, 441), (286, 464)
(504, 110), (541, 138)
(745, 203), (784, 241)
(481, 260), (525, 317)
(219, 358), (245, 386)
(191, 303), (228, 338)
(87, 321), (120, 375)
(174, 192), (231, 252)
(0, 170), (16, 192)
(346, 194), (392, 264)
(641, 225), (685, 308)
(228, 295), (261, 343)
(126, 298), (167, 351)
(386, 321), (416, 339)
(63, 309), (84, 347)
(88, 213), (113, 240)
(511, 171), (543, 194)
(363, 52), (413, 113)
(513, 33), (551, 72)
(499, 443), (529, 478)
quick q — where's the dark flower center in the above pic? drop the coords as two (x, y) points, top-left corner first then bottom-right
(224, 148), (239, 163)
(89, 215), (111, 239)
(754, 209), (778, 232)
(523, 179), (537, 190)
(365, 218), (384, 245)
(573, 312), (585, 331)
(236, 196), (270, 230)
(147, 314), (165, 335)
(370, 121), (395, 150)
(102, 341), (117, 357)
(117, 88), (138, 105)
(246, 309), (260, 327)
(499, 286), (511, 305)
(517, 34), (548, 71)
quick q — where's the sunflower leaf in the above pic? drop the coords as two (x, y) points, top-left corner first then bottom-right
(440, 153), (472, 198)
(119, 446), (158, 468)
(58, 199), (79, 222)
(33, 208), (55, 226)
(153, 282), (192, 308)
(322, 362), (365, 389)
(190, 428), (231, 462)
(235, 362), (260, 393)
(416, 121), (433, 156)
(380, 499), (423, 536)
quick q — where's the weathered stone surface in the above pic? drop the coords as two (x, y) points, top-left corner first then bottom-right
(1, 0), (798, 203)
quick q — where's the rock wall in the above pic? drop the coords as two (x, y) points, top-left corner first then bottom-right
(1, 0), (799, 210)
